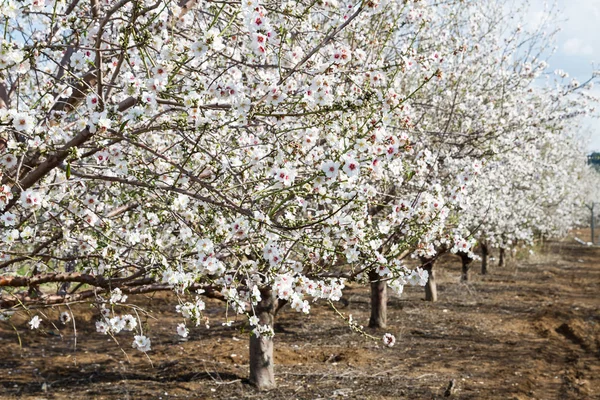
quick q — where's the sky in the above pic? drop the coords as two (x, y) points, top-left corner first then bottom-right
(530, 0), (600, 152)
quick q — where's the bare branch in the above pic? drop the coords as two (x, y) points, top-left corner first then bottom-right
(1, 97), (137, 214)
(0, 281), (225, 308)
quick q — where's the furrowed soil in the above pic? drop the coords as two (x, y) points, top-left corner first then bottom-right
(1, 234), (599, 399)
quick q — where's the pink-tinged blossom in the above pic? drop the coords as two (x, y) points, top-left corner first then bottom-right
(273, 167), (296, 187)
(20, 190), (42, 209)
(408, 268), (429, 286)
(230, 218), (249, 239)
(383, 333), (396, 347)
(109, 288), (128, 304)
(342, 157), (361, 178)
(263, 241), (283, 267)
(177, 323), (189, 338)
(122, 315), (137, 331)
(321, 160), (340, 179)
(1, 212), (17, 226)
(69, 51), (87, 70)
(0, 153), (17, 168)
(376, 264), (390, 276)
(132, 335), (151, 352)
(95, 150), (110, 164)
(11, 111), (34, 132)
(0, 185), (13, 210)
(87, 94), (100, 109)
(109, 316), (126, 333)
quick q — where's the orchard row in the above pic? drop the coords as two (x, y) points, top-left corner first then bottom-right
(0, 0), (597, 389)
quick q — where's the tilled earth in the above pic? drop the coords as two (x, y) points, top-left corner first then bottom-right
(1, 235), (599, 399)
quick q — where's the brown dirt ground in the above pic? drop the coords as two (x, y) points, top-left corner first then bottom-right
(1, 231), (599, 399)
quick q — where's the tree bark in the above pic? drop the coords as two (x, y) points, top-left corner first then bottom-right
(498, 247), (505, 267)
(0, 82), (9, 109)
(0, 82), (10, 152)
(459, 251), (473, 281)
(481, 242), (489, 275)
(249, 288), (277, 390)
(368, 270), (387, 328)
(420, 257), (437, 302)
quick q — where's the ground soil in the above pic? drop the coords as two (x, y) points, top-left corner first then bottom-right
(1, 232), (599, 399)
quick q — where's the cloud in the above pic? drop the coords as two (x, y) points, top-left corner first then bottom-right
(527, 0), (600, 150)
(563, 37), (595, 56)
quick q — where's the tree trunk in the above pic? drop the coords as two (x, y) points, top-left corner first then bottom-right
(420, 257), (437, 302)
(249, 288), (277, 390)
(459, 251), (473, 281)
(498, 247), (505, 267)
(481, 243), (489, 275)
(368, 270), (387, 328)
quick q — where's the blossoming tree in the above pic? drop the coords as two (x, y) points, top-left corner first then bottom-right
(0, 0), (480, 389)
(393, 0), (598, 297)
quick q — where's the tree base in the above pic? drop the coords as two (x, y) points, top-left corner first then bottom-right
(368, 271), (387, 328)
(248, 288), (277, 390)
(249, 333), (275, 390)
(421, 257), (437, 302)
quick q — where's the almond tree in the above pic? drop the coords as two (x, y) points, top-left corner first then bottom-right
(398, 0), (598, 294)
(0, 0), (468, 389)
